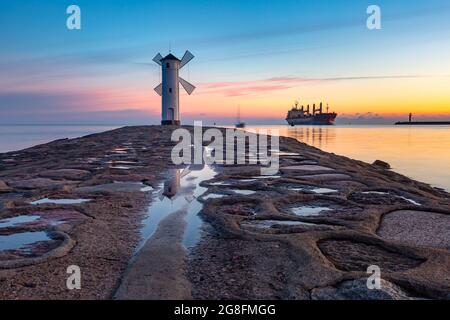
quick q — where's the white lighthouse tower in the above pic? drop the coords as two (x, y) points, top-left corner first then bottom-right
(153, 51), (195, 125)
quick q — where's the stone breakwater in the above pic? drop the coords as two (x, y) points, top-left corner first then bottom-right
(0, 126), (449, 300)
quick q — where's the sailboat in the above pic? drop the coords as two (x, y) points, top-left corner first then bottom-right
(235, 105), (246, 128)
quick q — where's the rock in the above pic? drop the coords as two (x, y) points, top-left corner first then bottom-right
(75, 182), (145, 194)
(39, 169), (90, 180)
(318, 239), (424, 273)
(311, 279), (417, 300)
(8, 178), (74, 190)
(297, 173), (351, 181)
(373, 160), (391, 169)
(281, 165), (334, 172)
(0, 180), (12, 193)
(378, 210), (450, 250)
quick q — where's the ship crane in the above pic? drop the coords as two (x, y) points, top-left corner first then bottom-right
(286, 100), (337, 126)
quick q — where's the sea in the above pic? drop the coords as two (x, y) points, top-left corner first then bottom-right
(0, 124), (449, 192)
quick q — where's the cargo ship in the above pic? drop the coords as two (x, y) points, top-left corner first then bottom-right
(286, 101), (337, 126)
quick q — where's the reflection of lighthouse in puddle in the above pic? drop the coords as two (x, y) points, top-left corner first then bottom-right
(137, 162), (215, 253)
(163, 169), (182, 199)
(162, 164), (206, 200)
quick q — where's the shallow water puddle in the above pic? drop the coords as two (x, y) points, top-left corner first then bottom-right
(209, 181), (232, 186)
(0, 215), (40, 229)
(282, 184), (338, 194)
(253, 175), (281, 179)
(107, 160), (139, 165)
(291, 206), (332, 216)
(311, 188), (338, 194)
(138, 164), (217, 251)
(0, 231), (51, 251)
(238, 179), (258, 183)
(232, 189), (256, 195)
(362, 191), (421, 206)
(202, 193), (227, 200)
(271, 151), (301, 156)
(362, 191), (389, 195)
(241, 219), (316, 230)
(398, 196), (421, 206)
(140, 186), (154, 192)
(31, 198), (91, 205)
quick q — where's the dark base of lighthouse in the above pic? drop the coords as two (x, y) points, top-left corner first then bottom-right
(161, 120), (181, 126)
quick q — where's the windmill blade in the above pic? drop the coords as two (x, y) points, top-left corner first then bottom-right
(154, 83), (163, 96)
(153, 53), (163, 66)
(179, 77), (196, 95)
(180, 50), (194, 68)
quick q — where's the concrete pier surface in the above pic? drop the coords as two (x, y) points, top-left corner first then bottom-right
(0, 126), (449, 300)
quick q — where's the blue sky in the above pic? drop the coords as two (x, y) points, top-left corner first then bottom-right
(0, 0), (449, 124)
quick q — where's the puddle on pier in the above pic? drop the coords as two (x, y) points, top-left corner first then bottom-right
(291, 206), (332, 217)
(253, 175), (281, 179)
(209, 181), (232, 186)
(0, 215), (40, 229)
(362, 191), (389, 195)
(291, 186), (338, 194)
(0, 231), (51, 252)
(362, 191), (421, 206)
(138, 164), (217, 252)
(399, 197), (421, 206)
(232, 189), (256, 196)
(241, 219), (316, 230)
(107, 160), (139, 165)
(311, 188), (338, 194)
(237, 179), (257, 183)
(278, 183), (338, 194)
(202, 193), (227, 200)
(31, 198), (91, 205)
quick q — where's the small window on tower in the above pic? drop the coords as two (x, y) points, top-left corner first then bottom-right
(166, 63), (170, 68)
(169, 88), (172, 93)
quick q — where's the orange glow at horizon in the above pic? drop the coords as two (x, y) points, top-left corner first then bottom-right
(177, 76), (450, 119)
(55, 75), (449, 120)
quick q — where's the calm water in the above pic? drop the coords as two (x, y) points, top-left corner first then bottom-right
(0, 124), (449, 191)
(244, 125), (450, 192)
(0, 125), (120, 153)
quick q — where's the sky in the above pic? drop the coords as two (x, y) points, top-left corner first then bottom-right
(0, 0), (449, 125)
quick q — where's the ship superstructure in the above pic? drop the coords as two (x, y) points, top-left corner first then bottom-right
(286, 101), (337, 126)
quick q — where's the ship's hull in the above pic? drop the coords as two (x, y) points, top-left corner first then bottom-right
(286, 113), (337, 126)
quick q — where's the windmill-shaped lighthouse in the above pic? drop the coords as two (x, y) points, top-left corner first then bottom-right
(153, 51), (195, 125)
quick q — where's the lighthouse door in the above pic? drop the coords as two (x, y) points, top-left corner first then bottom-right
(168, 108), (174, 121)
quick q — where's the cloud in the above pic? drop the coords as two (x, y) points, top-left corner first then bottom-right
(199, 77), (313, 96)
(199, 74), (441, 97)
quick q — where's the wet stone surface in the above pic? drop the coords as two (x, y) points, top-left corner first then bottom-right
(0, 125), (449, 300)
(318, 240), (425, 272)
(0, 231), (61, 260)
(378, 210), (450, 250)
(311, 278), (417, 300)
(350, 191), (421, 206)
